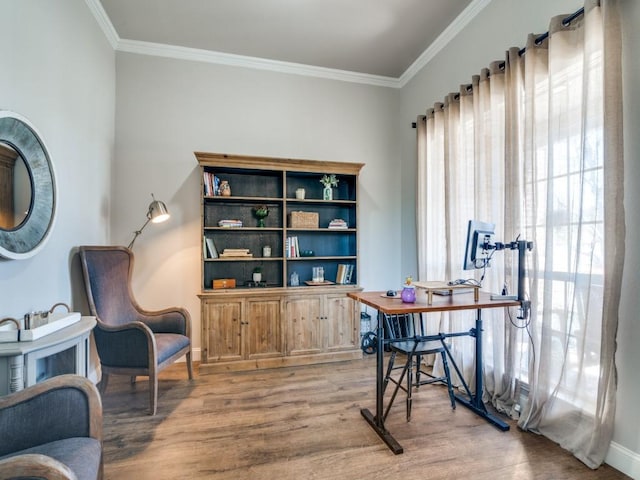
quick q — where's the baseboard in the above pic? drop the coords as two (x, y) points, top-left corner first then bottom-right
(175, 347), (201, 363)
(606, 441), (640, 479)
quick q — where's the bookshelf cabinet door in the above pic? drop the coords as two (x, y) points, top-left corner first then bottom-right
(324, 294), (359, 352)
(246, 298), (284, 359)
(202, 300), (243, 363)
(285, 296), (323, 356)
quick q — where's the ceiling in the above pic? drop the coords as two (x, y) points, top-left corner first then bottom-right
(97, 0), (477, 81)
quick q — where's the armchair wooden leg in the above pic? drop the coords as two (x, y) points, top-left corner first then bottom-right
(98, 374), (109, 394)
(186, 352), (193, 380)
(149, 374), (158, 416)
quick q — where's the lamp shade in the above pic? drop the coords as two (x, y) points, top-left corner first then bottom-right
(149, 200), (170, 223)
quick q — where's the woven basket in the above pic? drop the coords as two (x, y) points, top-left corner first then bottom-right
(289, 211), (319, 228)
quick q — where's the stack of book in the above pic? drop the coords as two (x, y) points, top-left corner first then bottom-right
(285, 236), (300, 258)
(218, 219), (243, 228)
(220, 248), (253, 258)
(335, 264), (354, 284)
(328, 219), (348, 229)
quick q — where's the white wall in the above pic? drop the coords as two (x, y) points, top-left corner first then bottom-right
(112, 53), (401, 355)
(0, 1), (115, 318)
(399, 0), (640, 476)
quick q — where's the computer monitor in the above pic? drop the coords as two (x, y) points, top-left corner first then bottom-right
(463, 220), (496, 270)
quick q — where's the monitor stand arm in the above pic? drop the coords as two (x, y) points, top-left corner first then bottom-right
(490, 238), (534, 319)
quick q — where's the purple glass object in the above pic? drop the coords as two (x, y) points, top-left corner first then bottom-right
(401, 286), (416, 303)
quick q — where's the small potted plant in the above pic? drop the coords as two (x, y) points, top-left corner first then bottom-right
(401, 275), (416, 303)
(252, 266), (262, 283)
(320, 174), (339, 200)
(253, 205), (269, 227)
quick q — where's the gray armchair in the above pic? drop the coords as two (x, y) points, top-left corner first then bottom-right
(0, 374), (103, 480)
(78, 245), (193, 415)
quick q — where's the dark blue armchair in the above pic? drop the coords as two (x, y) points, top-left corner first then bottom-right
(79, 246), (193, 415)
(0, 374), (103, 480)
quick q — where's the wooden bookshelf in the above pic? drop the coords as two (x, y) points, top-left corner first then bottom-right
(195, 152), (364, 372)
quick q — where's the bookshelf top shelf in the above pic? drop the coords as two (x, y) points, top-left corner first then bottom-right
(196, 152), (364, 175)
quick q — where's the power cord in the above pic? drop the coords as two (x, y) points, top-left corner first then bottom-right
(447, 278), (482, 287)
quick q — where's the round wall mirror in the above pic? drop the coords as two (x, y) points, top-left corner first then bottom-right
(0, 111), (56, 260)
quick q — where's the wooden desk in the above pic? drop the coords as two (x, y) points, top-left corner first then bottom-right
(348, 290), (520, 454)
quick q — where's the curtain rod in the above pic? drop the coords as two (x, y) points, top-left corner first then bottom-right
(412, 6), (585, 128)
(518, 7), (584, 56)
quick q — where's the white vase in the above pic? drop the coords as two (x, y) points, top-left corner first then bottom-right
(323, 187), (333, 201)
(252, 272), (262, 283)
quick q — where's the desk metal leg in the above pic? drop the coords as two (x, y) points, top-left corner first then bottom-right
(452, 309), (510, 431)
(360, 311), (404, 454)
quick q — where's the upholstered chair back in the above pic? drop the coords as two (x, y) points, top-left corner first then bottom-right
(81, 247), (141, 326)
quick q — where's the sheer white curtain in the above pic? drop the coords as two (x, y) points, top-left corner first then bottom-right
(416, 0), (623, 467)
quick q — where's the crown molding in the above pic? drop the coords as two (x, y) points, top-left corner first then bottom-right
(84, 0), (119, 49)
(85, 0), (490, 89)
(398, 0), (492, 88)
(116, 39), (400, 88)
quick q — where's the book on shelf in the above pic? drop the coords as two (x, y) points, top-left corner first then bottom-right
(285, 236), (300, 258)
(344, 264), (354, 284)
(336, 264), (346, 284)
(203, 171), (220, 196)
(336, 264), (354, 284)
(328, 218), (348, 229)
(218, 219), (243, 228)
(204, 237), (218, 259)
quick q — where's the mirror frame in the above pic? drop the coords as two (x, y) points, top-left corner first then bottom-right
(0, 111), (56, 260)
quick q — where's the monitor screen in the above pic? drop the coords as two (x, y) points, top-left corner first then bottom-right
(463, 220), (495, 270)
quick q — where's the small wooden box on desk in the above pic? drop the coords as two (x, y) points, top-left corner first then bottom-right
(413, 280), (480, 305)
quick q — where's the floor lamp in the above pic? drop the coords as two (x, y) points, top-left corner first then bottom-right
(127, 194), (170, 249)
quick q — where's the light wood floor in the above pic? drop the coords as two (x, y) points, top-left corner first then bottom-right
(101, 357), (629, 480)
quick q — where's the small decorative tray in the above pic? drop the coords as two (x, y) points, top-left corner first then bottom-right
(20, 312), (81, 342)
(0, 303), (81, 343)
(412, 281), (480, 305)
(305, 280), (335, 286)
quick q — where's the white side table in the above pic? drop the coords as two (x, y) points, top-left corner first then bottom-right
(0, 316), (96, 395)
